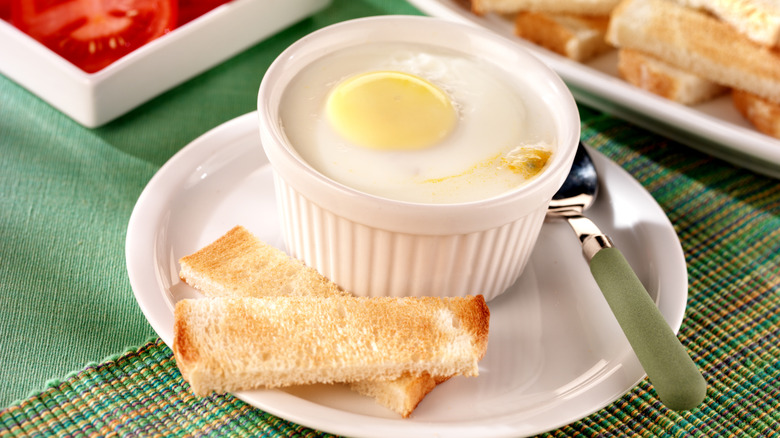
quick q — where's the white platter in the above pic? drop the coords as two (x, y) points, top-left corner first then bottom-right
(407, 0), (780, 179)
(0, 0), (328, 128)
(126, 112), (689, 437)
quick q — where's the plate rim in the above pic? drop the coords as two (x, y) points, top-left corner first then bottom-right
(126, 111), (689, 438)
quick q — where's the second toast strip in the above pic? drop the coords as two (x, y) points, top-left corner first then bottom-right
(178, 226), (457, 417)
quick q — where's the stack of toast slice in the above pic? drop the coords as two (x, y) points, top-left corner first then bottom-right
(468, 0), (780, 138)
(471, 0), (620, 61)
(514, 12), (612, 61)
(607, 0), (780, 137)
(616, 49), (729, 105)
(173, 225), (490, 417)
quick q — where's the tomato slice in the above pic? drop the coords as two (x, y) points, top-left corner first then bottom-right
(12, 0), (177, 73)
(177, 0), (232, 26)
(0, 0), (11, 22)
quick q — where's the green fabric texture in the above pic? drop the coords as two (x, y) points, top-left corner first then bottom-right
(3, 0), (780, 436)
(0, 0), (420, 407)
(3, 105), (779, 437)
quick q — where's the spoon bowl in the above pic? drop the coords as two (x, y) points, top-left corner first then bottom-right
(548, 144), (598, 216)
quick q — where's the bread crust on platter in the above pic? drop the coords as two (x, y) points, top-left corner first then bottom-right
(472, 0), (620, 15)
(617, 49), (728, 104)
(666, 0), (780, 48)
(733, 88), (780, 138)
(515, 12), (612, 61)
(607, 0), (780, 103)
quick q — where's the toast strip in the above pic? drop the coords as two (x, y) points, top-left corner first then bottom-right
(173, 295), (489, 396)
(617, 49), (728, 105)
(179, 226), (348, 298)
(666, 0), (780, 48)
(733, 88), (780, 138)
(472, 0), (620, 15)
(606, 0), (780, 102)
(515, 12), (612, 61)
(178, 226), (458, 417)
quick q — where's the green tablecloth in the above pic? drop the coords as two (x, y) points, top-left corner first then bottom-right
(2, 0), (779, 436)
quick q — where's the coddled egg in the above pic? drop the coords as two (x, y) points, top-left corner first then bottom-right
(279, 43), (555, 204)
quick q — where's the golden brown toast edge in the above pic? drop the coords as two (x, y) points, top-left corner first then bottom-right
(733, 88), (780, 139)
(176, 225), (473, 417)
(514, 11), (612, 61)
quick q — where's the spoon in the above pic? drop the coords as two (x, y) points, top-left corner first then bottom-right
(547, 142), (707, 411)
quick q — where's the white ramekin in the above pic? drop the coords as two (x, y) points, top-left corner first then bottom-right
(258, 15), (580, 301)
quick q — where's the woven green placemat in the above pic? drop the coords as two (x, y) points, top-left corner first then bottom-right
(2, 107), (779, 437)
(0, 337), (333, 437)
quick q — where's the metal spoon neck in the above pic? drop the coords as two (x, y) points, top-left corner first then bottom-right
(563, 215), (615, 261)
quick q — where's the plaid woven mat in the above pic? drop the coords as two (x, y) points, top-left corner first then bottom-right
(2, 106), (779, 437)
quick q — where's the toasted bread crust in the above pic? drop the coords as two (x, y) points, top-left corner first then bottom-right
(515, 12), (611, 61)
(350, 373), (439, 416)
(733, 88), (780, 138)
(172, 312), (198, 365)
(179, 226), (347, 298)
(666, 0), (780, 47)
(177, 226), (484, 417)
(173, 296), (490, 397)
(450, 295), (490, 360)
(617, 49), (728, 104)
(607, 0), (780, 102)
(472, 0), (620, 15)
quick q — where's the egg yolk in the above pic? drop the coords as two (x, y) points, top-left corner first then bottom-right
(326, 71), (456, 150)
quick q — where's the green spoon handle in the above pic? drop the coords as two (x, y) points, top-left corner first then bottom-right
(589, 246), (707, 411)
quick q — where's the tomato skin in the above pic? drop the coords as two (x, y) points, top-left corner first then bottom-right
(11, 0), (177, 73)
(177, 0), (232, 26)
(0, 1), (10, 21)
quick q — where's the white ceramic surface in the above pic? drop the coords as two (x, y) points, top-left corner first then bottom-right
(126, 112), (689, 438)
(407, 0), (780, 179)
(0, 0), (329, 127)
(258, 16), (581, 300)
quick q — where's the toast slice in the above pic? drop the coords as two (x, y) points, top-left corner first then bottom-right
(606, 0), (780, 103)
(617, 49), (728, 105)
(666, 0), (780, 48)
(515, 12), (612, 61)
(178, 226), (458, 417)
(733, 88), (780, 138)
(179, 226), (348, 299)
(472, 0), (620, 15)
(173, 295), (490, 397)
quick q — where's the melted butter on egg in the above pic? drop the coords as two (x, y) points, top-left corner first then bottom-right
(501, 146), (552, 178)
(422, 145), (551, 186)
(326, 71), (456, 150)
(422, 152), (504, 184)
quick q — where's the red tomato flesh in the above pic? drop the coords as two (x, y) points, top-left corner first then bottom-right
(12, 0), (177, 73)
(0, 1), (10, 21)
(177, 0), (232, 26)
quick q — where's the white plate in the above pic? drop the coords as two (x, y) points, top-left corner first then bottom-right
(126, 112), (688, 438)
(0, 0), (328, 128)
(407, 0), (780, 179)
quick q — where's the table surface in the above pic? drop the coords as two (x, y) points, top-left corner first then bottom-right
(2, 0), (779, 437)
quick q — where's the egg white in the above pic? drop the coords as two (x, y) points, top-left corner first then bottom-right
(279, 42), (556, 204)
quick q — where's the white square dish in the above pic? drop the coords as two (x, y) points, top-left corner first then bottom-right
(0, 0), (330, 128)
